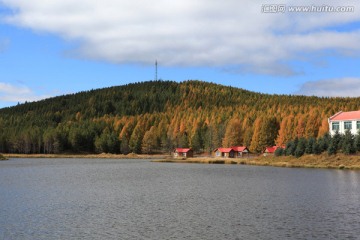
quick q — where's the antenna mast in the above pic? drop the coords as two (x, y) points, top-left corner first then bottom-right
(155, 60), (158, 81)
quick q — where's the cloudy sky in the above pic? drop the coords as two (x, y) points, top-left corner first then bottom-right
(0, 0), (360, 108)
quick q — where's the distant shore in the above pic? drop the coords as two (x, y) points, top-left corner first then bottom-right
(153, 153), (360, 170)
(3, 153), (360, 170)
(3, 153), (168, 160)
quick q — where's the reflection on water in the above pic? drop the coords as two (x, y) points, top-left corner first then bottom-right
(1, 158), (360, 239)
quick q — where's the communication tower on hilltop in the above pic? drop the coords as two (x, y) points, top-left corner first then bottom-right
(155, 60), (158, 81)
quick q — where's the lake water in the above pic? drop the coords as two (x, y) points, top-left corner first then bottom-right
(1, 158), (360, 240)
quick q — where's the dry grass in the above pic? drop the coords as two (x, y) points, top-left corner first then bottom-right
(0, 153), (8, 160)
(153, 153), (360, 170)
(5, 153), (360, 170)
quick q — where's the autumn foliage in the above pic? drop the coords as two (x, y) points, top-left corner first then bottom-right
(0, 80), (359, 154)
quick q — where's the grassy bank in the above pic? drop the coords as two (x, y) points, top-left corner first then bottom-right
(153, 153), (360, 170)
(0, 153), (8, 160)
(3, 153), (168, 160)
(4, 153), (360, 170)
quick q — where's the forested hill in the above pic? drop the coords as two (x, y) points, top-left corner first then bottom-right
(0, 80), (360, 154)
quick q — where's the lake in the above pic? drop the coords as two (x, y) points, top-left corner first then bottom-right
(1, 158), (360, 239)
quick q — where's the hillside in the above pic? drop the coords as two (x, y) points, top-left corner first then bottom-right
(0, 80), (360, 154)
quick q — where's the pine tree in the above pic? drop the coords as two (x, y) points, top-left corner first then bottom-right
(95, 133), (108, 153)
(327, 141), (337, 155)
(203, 125), (214, 154)
(354, 130), (360, 152)
(274, 147), (284, 156)
(286, 138), (298, 156)
(120, 136), (130, 154)
(312, 141), (321, 155)
(332, 131), (342, 152)
(160, 133), (173, 154)
(178, 133), (189, 148)
(305, 137), (315, 154)
(191, 128), (203, 153)
(295, 138), (307, 158)
(341, 130), (355, 155)
(285, 140), (294, 156)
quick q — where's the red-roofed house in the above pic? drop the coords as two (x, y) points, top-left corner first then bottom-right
(263, 146), (283, 156)
(231, 146), (250, 158)
(173, 148), (194, 158)
(328, 111), (360, 135)
(213, 148), (235, 158)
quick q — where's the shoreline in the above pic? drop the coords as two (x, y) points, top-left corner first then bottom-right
(153, 154), (360, 170)
(3, 153), (360, 170)
(3, 153), (169, 160)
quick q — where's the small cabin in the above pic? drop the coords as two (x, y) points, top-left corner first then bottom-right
(263, 146), (283, 156)
(173, 148), (194, 158)
(231, 146), (250, 158)
(213, 148), (235, 158)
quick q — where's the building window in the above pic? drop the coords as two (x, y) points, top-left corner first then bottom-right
(344, 121), (352, 130)
(332, 122), (339, 131)
(357, 121), (360, 130)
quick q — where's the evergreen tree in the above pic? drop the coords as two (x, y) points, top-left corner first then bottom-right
(294, 138), (307, 158)
(285, 140), (294, 156)
(332, 131), (342, 152)
(312, 141), (321, 155)
(274, 147), (284, 156)
(305, 137), (315, 154)
(120, 136), (130, 154)
(178, 133), (189, 148)
(203, 126), (215, 154)
(191, 128), (203, 153)
(317, 137), (325, 153)
(327, 141), (337, 155)
(104, 132), (120, 153)
(160, 133), (173, 154)
(285, 138), (298, 156)
(341, 130), (355, 155)
(317, 135), (329, 153)
(354, 130), (360, 152)
(94, 135), (106, 153)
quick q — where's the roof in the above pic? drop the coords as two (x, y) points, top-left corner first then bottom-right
(264, 146), (283, 153)
(175, 148), (192, 153)
(329, 110), (360, 121)
(231, 146), (248, 152)
(215, 148), (234, 153)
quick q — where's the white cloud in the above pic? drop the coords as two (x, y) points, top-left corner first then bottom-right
(1, 0), (360, 75)
(0, 82), (50, 103)
(296, 77), (360, 97)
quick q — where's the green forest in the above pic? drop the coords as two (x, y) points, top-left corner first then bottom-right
(0, 80), (360, 155)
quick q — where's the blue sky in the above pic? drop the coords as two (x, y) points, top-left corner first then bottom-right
(1, 0), (360, 108)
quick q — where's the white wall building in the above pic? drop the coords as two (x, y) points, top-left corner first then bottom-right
(328, 111), (360, 135)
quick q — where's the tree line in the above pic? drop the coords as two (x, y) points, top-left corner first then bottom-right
(276, 130), (360, 158)
(1, 80), (360, 154)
